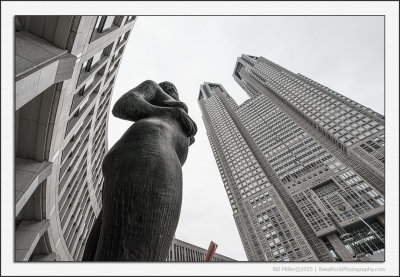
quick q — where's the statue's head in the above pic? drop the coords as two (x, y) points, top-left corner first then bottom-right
(159, 81), (179, 100)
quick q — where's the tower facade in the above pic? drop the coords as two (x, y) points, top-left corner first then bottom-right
(166, 238), (235, 262)
(15, 16), (136, 261)
(198, 55), (385, 261)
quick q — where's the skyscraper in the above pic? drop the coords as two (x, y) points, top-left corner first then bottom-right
(198, 55), (385, 262)
(15, 16), (136, 261)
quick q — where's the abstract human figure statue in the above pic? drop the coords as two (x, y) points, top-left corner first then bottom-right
(82, 80), (196, 261)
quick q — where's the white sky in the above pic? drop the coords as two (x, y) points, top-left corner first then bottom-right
(109, 16), (384, 261)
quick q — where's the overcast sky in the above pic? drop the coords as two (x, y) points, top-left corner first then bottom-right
(108, 16), (384, 261)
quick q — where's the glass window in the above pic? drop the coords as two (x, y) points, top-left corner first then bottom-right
(91, 51), (102, 68)
(124, 30), (131, 40)
(116, 35), (123, 45)
(74, 96), (89, 117)
(103, 16), (115, 31)
(95, 16), (115, 33)
(85, 75), (95, 90)
(94, 16), (103, 30)
(77, 86), (85, 96)
(126, 16), (136, 22)
(81, 50), (103, 74)
(81, 59), (90, 73)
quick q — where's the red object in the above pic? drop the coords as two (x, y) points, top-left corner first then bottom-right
(204, 241), (218, 261)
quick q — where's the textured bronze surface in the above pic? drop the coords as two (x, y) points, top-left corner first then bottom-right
(82, 80), (196, 261)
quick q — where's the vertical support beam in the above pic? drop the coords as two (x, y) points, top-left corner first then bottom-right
(15, 220), (50, 261)
(326, 233), (354, 261)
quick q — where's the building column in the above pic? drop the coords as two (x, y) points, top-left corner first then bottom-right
(15, 220), (50, 261)
(326, 233), (354, 261)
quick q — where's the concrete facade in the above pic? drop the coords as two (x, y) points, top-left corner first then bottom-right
(15, 16), (137, 261)
(166, 238), (235, 262)
(198, 55), (385, 261)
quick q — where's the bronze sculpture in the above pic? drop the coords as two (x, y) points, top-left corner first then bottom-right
(82, 80), (196, 261)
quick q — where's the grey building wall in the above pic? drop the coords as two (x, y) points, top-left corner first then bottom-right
(15, 15), (137, 261)
(198, 55), (384, 262)
(166, 238), (235, 262)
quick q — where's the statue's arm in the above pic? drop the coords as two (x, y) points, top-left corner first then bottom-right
(112, 80), (166, 121)
(112, 80), (197, 137)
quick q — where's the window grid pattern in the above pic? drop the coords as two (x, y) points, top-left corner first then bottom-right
(249, 58), (384, 180)
(344, 221), (385, 257)
(55, 17), (135, 260)
(166, 239), (234, 261)
(251, 62), (383, 148)
(257, 206), (305, 261)
(235, 56), (385, 231)
(237, 95), (337, 187)
(200, 89), (316, 261)
(236, 94), (384, 232)
(200, 55), (385, 261)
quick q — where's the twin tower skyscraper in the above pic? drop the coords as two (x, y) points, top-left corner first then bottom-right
(198, 55), (385, 262)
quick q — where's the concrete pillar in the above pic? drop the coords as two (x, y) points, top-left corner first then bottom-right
(15, 159), (52, 216)
(15, 30), (77, 111)
(15, 220), (50, 261)
(326, 233), (354, 261)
